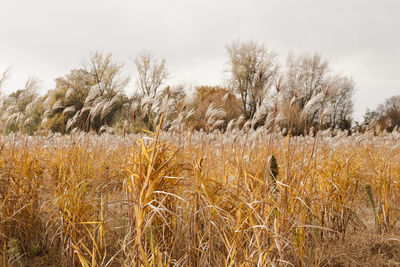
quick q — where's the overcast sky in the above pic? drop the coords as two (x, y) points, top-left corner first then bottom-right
(1, 0), (399, 121)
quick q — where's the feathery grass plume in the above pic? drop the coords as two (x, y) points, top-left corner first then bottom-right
(99, 125), (113, 134)
(184, 108), (195, 121)
(62, 105), (76, 115)
(181, 92), (196, 111)
(169, 113), (184, 133)
(66, 111), (80, 130)
(64, 87), (75, 103)
(226, 119), (236, 132)
(23, 117), (33, 127)
(24, 96), (40, 114)
(0, 68), (10, 91)
(204, 102), (226, 132)
(150, 95), (162, 115)
(89, 98), (107, 122)
(100, 93), (121, 120)
(1, 78), (41, 134)
(42, 91), (55, 113)
(242, 119), (253, 131)
(211, 119), (225, 131)
(221, 91), (230, 104)
(204, 102), (216, 119)
(80, 106), (91, 114)
(264, 112), (275, 128)
(301, 92), (324, 121)
(234, 114), (246, 128)
(289, 95), (297, 108)
(251, 104), (267, 128)
(139, 95), (154, 117)
(85, 82), (103, 105)
(51, 100), (64, 113)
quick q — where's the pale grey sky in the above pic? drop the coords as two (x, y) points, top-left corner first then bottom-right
(1, 0), (399, 121)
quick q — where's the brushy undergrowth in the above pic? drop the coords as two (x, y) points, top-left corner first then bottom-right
(1, 129), (400, 266)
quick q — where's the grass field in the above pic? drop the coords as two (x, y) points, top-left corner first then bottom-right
(1, 129), (400, 266)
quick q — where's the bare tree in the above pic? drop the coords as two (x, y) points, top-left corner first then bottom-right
(133, 50), (169, 97)
(377, 95), (400, 114)
(284, 53), (329, 111)
(281, 53), (354, 132)
(372, 95), (400, 132)
(83, 52), (129, 96)
(325, 77), (354, 130)
(362, 108), (379, 127)
(226, 40), (278, 118)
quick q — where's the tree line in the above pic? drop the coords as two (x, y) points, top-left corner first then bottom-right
(0, 40), (398, 135)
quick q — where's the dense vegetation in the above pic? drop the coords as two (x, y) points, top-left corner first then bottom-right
(1, 40), (400, 266)
(0, 41), (365, 136)
(2, 41), (399, 136)
(1, 126), (400, 266)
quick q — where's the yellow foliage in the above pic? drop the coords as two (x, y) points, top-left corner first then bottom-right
(1, 130), (400, 265)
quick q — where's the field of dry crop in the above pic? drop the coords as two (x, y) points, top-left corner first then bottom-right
(1, 129), (400, 266)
